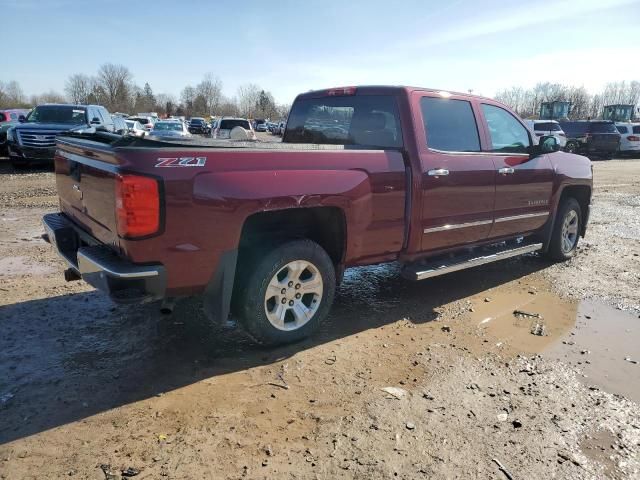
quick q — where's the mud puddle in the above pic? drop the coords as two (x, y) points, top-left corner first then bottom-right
(547, 300), (640, 402)
(471, 289), (577, 353)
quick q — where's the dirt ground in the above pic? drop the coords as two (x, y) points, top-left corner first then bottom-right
(0, 154), (639, 479)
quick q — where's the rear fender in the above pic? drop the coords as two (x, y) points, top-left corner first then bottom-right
(196, 169), (371, 325)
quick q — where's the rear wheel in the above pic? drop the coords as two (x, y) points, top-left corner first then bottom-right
(235, 239), (336, 345)
(546, 197), (581, 261)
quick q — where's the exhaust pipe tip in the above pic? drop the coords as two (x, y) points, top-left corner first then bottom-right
(64, 268), (81, 282)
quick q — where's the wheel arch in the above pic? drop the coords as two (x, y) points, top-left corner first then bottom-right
(203, 206), (348, 326)
(237, 206), (348, 266)
(542, 183), (591, 251)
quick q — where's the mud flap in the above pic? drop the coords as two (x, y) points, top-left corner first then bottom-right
(203, 249), (238, 325)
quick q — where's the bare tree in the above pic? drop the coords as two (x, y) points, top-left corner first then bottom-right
(65, 74), (93, 104)
(217, 96), (240, 117)
(180, 85), (196, 115)
(192, 94), (208, 116)
(1, 81), (27, 107)
(236, 83), (261, 118)
(155, 93), (177, 116)
(96, 63), (133, 112)
(31, 91), (66, 105)
(196, 74), (223, 115)
(276, 103), (291, 120)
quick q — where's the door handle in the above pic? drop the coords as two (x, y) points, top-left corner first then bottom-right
(498, 167), (515, 175)
(428, 168), (449, 177)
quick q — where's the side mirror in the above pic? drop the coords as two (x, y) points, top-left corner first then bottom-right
(540, 135), (561, 153)
(18, 115), (26, 123)
(90, 117), (101, 124)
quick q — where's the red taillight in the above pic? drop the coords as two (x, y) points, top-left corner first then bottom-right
(326, 86), (356, 96)
(115, 174), (160, 238)
(628, 135), (640, 142)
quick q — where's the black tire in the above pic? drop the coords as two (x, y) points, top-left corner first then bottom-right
(565, 142), (579, 154)
(234, 239), (336, 346)
(546, 197), (582, 262)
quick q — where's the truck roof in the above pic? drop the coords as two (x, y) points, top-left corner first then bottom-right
(295, 85), (495, 103)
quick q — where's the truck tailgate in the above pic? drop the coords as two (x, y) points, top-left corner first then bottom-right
(54, 137), (121, 248)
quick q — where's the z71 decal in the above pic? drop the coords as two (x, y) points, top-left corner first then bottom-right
(155, 157), (207, 167)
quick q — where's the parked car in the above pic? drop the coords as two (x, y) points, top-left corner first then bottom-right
(7, 104), (114, 167)
(128, 116), (156, 132)
(188, 117), (210, 135)
(254, 119), (267, 132)
(43, 85), (592, 347)
(524, 120), (567, 148)
(125, 120), (147, 137)
(0, 121), (19, 155)
(149, 120), (191, 138)
(213, 117), (256, 140)
(112, 115), (128, 135)
(275, 121), (286, 135)
(615, 123), (640, 156)
(559, 120), (620, 159)
(0, 109), (30, 124)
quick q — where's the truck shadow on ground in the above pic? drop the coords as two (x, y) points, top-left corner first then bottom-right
(0, 255), (551, 445)
(0, 162), (53, 174)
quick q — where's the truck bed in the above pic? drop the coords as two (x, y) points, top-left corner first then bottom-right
(52, 132), (409, 296)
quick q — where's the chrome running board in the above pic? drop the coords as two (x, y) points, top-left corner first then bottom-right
(402, 242), (543, 281)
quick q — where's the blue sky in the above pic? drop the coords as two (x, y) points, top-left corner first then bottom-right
(4, 0), (640, 104)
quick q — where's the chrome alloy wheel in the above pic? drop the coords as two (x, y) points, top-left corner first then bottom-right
(264, 260), (323, 331)
(560, 209), (579, 254)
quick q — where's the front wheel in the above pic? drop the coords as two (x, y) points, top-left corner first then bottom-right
(235, 239), (336, 346)
(545, 197), (582, 261)
(565, 142), (579, 154)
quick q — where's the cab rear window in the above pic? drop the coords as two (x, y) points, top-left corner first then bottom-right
(284, 95), (402, 148)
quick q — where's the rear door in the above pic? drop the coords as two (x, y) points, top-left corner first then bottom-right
(416, 93), (495, 252)
(479, 103), (553, 239)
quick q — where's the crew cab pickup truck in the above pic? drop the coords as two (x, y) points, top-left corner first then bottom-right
(43, 86), (592, 345)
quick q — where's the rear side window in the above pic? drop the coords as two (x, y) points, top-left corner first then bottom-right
(284, 95), (402, 148)
(481, 104), (530, 154)
(590, 122), (618, 133)
(535, 122), (562, 132)
(617, 125), (629, 134)
(420, 97), (480, 152)
(10, 113), (18, 120)
(633, 126), (640, 134)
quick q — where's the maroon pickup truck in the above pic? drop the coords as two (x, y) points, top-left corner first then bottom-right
(43, 86), (592, 345)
